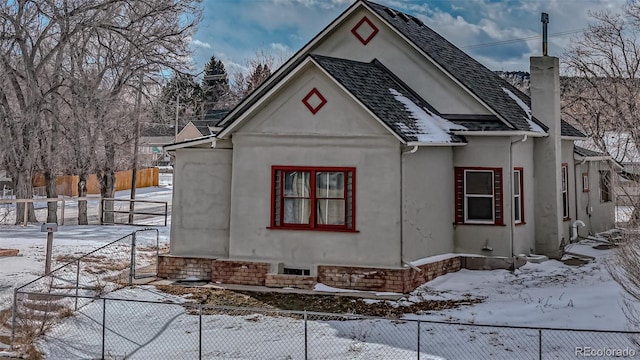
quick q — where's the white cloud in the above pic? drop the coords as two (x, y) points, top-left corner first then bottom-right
(191, 39), (212, 49)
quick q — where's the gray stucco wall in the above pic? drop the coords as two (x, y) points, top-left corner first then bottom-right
(561, 140), (576, 243)
(170, 148), (232, 257)
(575, 160), (616, 236)
(402, 146), (455, 261)
(228, 65), (402, 268)
(452, 137), (512, 256)
(511, 137), (536, 255)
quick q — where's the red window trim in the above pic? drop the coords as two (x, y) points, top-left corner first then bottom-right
(454, 167), (504, 226)
(514, 167), (525, 226)
(270, 166), (356, 232)
(562, 163), (570, 221)
(582, 172), (590, 192)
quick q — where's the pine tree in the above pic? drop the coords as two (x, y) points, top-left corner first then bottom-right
(202, 55), (230, 111)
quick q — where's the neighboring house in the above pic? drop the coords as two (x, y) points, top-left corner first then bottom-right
(573, 145), (620, 236)
(162, 0), (615, 292)
(175, 109), (228, 142)
(140, 124), (175, 167)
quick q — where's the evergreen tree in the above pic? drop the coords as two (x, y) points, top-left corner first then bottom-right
(202, 55), (230, 111)
(156, 73), (203, 125)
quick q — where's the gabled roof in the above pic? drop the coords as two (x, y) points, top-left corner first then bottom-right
(215, 0), (584, 140)
(574, 145), (608, 158)
(312, 55), (465, 144)
(190, 119), (223, 136)
(363, 0), (586, 138)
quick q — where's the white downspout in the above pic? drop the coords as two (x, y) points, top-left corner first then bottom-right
(509, 135), (527, 256)
(400, 145), (418, 266)
(571, 220), (586, 241)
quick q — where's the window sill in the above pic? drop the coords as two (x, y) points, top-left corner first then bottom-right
(267, 227), (360, 233)
(515, 221), (526, 226)
(563, 217), (571, 222)
(453, 222), (506, 227)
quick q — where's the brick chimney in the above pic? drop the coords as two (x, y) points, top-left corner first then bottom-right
(530, 15), (564, 258)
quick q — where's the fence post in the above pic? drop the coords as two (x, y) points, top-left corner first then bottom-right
(199, 304), (202, 360)
(22, 200), (27, 226)
(75, 259), (80, 310)
(417, 320), (421, 360)
(538, 328), (542, 360)
(304, 310), (308, 360)
(129, 233), (136, 286)
(99, 199), (103, 225)
(164, 203), (168, 226)
(60, 199), (65, 226)
(102, 298), (106, 360)
(10, 288), (17, 349)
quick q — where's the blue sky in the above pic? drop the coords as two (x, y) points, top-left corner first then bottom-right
(189, 0), (625, 75)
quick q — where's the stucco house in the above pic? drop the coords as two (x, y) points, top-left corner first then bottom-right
(160, 0), (616, 292)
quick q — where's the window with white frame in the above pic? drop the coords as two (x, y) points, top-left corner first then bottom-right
(454, 168), (503, 225)
(562, 164), (569, 220)
(514, 168), (524, 224)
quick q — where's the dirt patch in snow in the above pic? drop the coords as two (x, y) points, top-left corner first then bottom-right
(156, 286), (482, 318)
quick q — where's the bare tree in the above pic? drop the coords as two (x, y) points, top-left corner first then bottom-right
(564, 1), (640, 224)
(0, 0), (200, 224)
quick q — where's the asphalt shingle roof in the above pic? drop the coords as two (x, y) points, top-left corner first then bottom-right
(312, 54), (465, 143)
(574, 145), (608, 158)
(364, 0), (584, 138)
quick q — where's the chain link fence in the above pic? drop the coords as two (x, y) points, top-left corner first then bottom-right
(10, 229), (160, 352)
(10, 293), (640, 359)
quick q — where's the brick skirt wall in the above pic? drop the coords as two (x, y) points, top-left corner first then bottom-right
(158, 255), (506, 293)
(211, 259), (270, 286)
(158, 255), (214, 280)
(265, 274), (317, 289)
(318, 257), (462, 293)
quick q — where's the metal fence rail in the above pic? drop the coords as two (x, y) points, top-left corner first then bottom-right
(100, 198), (168, 226)
(11, 293), (640, 359)
(10, 229), (160, 349)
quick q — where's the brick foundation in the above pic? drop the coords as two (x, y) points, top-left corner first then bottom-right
(318, 256), (463, 293)
(211, 259), (270, 286)
(158, 254), (502, 293)
(158, 255), (214, 280)
(265, 274), (317, 289)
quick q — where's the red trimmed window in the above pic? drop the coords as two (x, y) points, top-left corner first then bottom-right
(514, 168), (524, 224)
(582, 172), (589, 192)
(562, 163), (570, 220)
(455, 167), (503, 225)
(271, 166), (355, 231)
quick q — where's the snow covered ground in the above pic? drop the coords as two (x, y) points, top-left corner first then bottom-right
(32, 239), (639, 360)
(2, 183), (639, 358)
(0, 186), (172, 310)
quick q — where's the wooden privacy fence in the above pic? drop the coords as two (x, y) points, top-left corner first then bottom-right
(32, 168), (159, 197)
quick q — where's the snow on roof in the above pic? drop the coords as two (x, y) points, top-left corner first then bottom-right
(389, 88), (466, 143)
(501, 87), (545, 133)
(577, 132), (640, 164)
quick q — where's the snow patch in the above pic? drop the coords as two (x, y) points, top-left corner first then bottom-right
(409, 253), (482, 267)
(389, 88), (466, 143)
(501, 87), (545, 133)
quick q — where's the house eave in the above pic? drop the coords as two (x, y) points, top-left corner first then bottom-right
(163, 136), (216, 151)
(562, 135), (588, 141)
(452, 131), (546, 137)
(406, 141), (466, 147)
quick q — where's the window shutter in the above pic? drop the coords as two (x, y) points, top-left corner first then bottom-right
(273, 170), (282, 227)
(346, 171), (353, 229)
(454, 168), (464, 223)
(494, 169), (503, 225)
